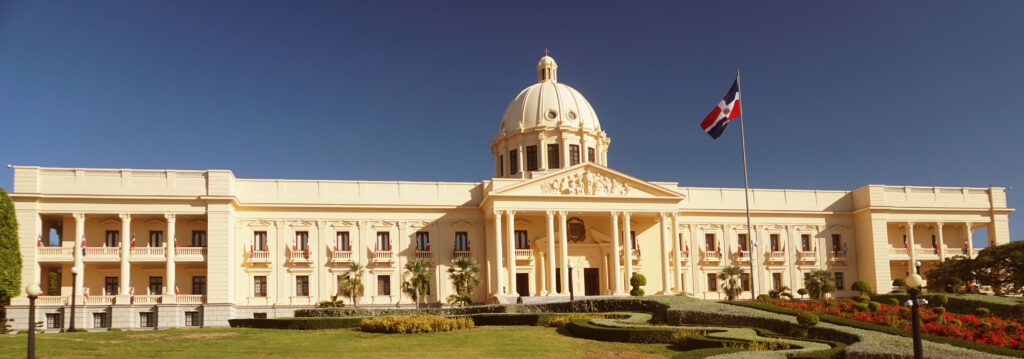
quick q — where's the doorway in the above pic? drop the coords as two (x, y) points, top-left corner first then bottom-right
(516, 273), (530, 296)
(584, 268), (599, 296)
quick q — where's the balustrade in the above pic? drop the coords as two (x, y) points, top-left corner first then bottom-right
(452, 250), (472, 259)
(330, 250), (353, 263)
(249, 250), (270, 262)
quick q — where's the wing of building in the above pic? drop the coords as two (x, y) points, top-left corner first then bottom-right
(5, 55), (1014, 330)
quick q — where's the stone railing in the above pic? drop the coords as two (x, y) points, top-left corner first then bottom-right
(177, 294), (206, 304)
(133, 295), (161, 304)
(330, 250), (352, 263)
(84, 247), (120, 257)
(452, 250), (472, 259)
(829, 251), (849, 262)
(87, 295), (116, 305)
(889, 248), (908, 256)
(288, 250), (311, 262)
(798, 251), (817, 261)
(37, 247), (73, 259)
(131, 247), (166, 258)
(372, 250), (393, 262)
(36, 296), (69, 306)
(514, 249), (532, 260)
(915, 248), (938, 256)
(673, 251), (689, 262)
(768, 251), (787, 262)
(249, 250), (270, 262)
(175, 247), (207, 257)
(414, 251), (433, 259)
(736, 250), (751, 261)
(702, 251), (722, 261)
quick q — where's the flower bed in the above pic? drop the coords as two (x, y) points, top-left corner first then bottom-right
(764, 298), (1024, 350)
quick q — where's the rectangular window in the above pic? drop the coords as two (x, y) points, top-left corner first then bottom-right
(377, 275), (391, 296)
(105, 230), (119, 247)
(569, 145), (580, 166)
(801, 234), (811, 251)
(337, 231), (351, 251)
(296, 276), (309, 296)
(772, 273), (783, 290)
(416, 232), (430, 251)
(149, 276), (163, 295)
(93, 313), (108, 328)
(526, 145), (538, 171)
(253, 313), (268, 319)
(254, 276), (267, 297)
(587, 147), (595, 162)
(738, 233), (748, 251)
(139, 312), (154, 328)
(707, 273), (718, 291)
(509, 149), (519, 174)
(515, 230), (529, 249)
(376, 232), (391, 251)
(192, 231), (207, 247)
(254, 231), (267, 251)
(46, 313), (61, 329)
(770, 234), (780, 251)
(833, 234), (842, 252)
(834, 272), (844, 290)
(499, 155), (504, 177)
(149, 231), (164, 247)
(193, 276), (207, 295)
(455, 231), (469, 251)
(105, 277), (118, 296)
(185, 312), (200, 327)
(705, 233), (716, 251)
(741, 273), (751, 292)
(547, 144), (560, 169)
(296, 231), (309, 251)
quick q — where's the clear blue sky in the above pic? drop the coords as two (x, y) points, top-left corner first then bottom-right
(1, 1), (1020, 243)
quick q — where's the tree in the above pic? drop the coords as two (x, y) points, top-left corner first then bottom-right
(401, 258), (432, 309)
(447, 257), (481, 307)
(316, 294), (345, 308)
(925, 256), (973, 293)
(768, 286), (793, 300)
(338, 262), (365, 307)
(804, 270), (836, 300)
(851, 280), (873, 296)
(797, 288), (808, 299)
(970, 241), (1024, 295)
(717, 265), (744, 301)
(0, 187), (21, 322)
(629, 273), (646, 296)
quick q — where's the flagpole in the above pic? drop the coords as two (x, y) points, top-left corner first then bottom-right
(737, 69), (757, 301)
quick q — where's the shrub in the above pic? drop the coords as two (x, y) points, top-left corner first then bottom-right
(229, 317), (363, 329)
(108, 328), (122, 332)
(796, 311), (819, 327)
(568, 318), (678, 344)
(934, 307), (946, 315)
(360, 315), (474, 334)
(797, 288), (808, 298)
(853, 295), (869, 303)
(931, 293), (948, 307)
(756, 294), (771, 302)
(949, 319), (962, 326)
(629, 273), (646, 297)
(890, 289), (906, 294)
(886, 298), (900, 307)
(892, 278), (907, 287)
(868, 301), (882, 312)
(976, 321), (992, 329)
(543, 313), (609, 329)
(852, 303), (869, 312)
(974, 307), (990, 317)
(851, 280), (873, 295)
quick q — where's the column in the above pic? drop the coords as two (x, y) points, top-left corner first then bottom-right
(609, 211), (622, 295)
(72, 213), (85, 295)
(558, 211), (569, 295)
(659, 213), (670, 294)
(907, 222), (917, 273)
(505, 211), (517, 296)
(165, 214), (176, 299)
(936, 222), (945, 260)
(517, 144), (525, 178)
(622, 212), (633, 290)
(492, 211), (505, 295)
(671, 213), (682, 294)
(538, 136), (548, 170)
(965, 223), (974, 258)
(119, 213), (131, 295)
(545, 211), (557, 296)
(689, 224), (700, 295)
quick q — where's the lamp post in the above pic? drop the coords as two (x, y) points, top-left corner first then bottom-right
(26, 283), (41, 359)
(568, 262), (575, 301)
(905, 260), (924, 359)
(67, 265), (79, 332)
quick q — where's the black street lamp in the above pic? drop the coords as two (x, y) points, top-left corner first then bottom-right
(568, 262), (575, 301)
(67, 265), (79, 332)
(26, 283), (41, 359)
(905, 260), (925, 359)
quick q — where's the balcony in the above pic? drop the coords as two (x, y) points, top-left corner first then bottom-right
(83, 247), (120, 262)
(249, 250), (271, 263)
(37, 247), (73, 262)
(175, 247), (207, 261)
(736, 250), (751, 262)
(130, 247), (166, 261)
(133, 295), (162, 305)
(176, 294), (206, 304)
(329, 250), (353, 263)
(288, 250), (311, 263)
(452, 250), (472, 259)
(36, 296), (69, 306)
(514, 249), (533, 261)
(797, 251), (817, 262)
(671, 250), (689, 262)
(371, 250), (394, 263)
(767, 251), (787, 262)
(915, 248), (938, 257)
(86, 295), (116, 305)
(702, 251), (722, 262)
(829, 251), (849, 262)
(415, 251), (433, 260)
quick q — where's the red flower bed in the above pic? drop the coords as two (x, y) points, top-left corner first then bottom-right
(768, 298), (1024, 350)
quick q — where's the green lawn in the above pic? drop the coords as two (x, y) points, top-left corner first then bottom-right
(0, 326), (699, 359)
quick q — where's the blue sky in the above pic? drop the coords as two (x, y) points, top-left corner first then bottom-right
(0, 1), (1020, 243)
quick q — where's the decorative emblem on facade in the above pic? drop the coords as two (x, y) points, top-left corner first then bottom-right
(540, 170), (631, 196)
(567, 217), (586, 243)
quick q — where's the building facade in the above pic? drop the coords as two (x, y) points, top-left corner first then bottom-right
(5, 55), (1014, 330)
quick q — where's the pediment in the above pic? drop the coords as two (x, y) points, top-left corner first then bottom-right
(492, 164), (684, 200)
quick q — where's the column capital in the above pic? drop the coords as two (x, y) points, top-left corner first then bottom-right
(659, 212), (670, 219)
(557, 210), (568, 217)
(493, 210), (504, 217)
(118, 213), (131, 221)
(621, 211), (632, 219)
(609, 211), (620, 217)
(504, 210), (516, 218)
(546, 210), (556, 217)
(72, 213), (86, 221)
(907, 221), (915, 227)
(164, 213), (177, 222)
(936, 222), (944, 228)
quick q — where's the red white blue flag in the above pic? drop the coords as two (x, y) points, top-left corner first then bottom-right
(700, 78), (741, 139)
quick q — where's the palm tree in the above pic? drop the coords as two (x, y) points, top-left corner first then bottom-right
(402, 258), (432, 309)
(768, 285), (794, 300)
(804, 270), (836, 300)
(717, 265), (745, 301)
(338, 262), (365, 307)
(447, 257), (481, 307)
(316, 294), (346, 308)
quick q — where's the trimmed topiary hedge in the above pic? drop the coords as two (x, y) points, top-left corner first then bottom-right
(871, 293), (1021, 318)
(228, 317), (364, 330)
(567, 318), (680, 343)
(295, 298), (671, 321)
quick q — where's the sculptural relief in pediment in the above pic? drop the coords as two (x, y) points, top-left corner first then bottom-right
(540, 169), (631, 196)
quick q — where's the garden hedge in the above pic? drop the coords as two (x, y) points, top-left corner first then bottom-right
(726, 300), (1024, 358)
(871, 293), (1022, 319)
(295, 298), (670, 322)
(567, 318), (685, 344)
(228, 317), (363, 330)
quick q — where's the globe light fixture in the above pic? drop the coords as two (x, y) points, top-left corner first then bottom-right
(68, 265), (80, 332)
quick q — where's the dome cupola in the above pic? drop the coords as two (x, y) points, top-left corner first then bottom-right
(491, 53), (611, 179)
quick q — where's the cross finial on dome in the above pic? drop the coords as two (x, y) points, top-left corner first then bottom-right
(537, 50), (558, 83)
(544, 47), (549, 56)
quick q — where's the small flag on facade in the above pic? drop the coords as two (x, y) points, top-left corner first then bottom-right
(83, 287), (90, 304)
(844, 242), (848, 253)
(426, 243), (431, 251)
(700, 78), (741, 139)
(129, 286), (135, 304)
(174, 284), (180, 296)
(903, 235), (908, 249)
(81, 235), (87, 256)
(131, 234), (136, 249)
(305, 244), (310, 258)
(37, 235), (42, 247)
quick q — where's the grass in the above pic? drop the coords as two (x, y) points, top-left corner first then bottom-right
(0, 326), (684, 359)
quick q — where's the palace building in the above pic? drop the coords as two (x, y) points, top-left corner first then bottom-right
(5, 55), (1014, 330)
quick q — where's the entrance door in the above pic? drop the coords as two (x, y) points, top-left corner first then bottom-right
(584, 268), (599, 296)
(516, 273), (530, 296)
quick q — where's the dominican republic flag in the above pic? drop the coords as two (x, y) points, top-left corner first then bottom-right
(348, 244), (352, 251)
(174, 284), (180, 296)
(131, 234), (136, 249)
(83, 287), (90, 304)
(843, 242), (848, 253)
(700, 78), (741, 139)
(174, 236), (179, 248)
(129, 286), (135, 304)
(81, 236), (87, 256)
(305, 244), (310, 258)
(963, 240), (969, 254)
(903, 235), (908, 249)
(37, 235), (42, 247)
(933, 238), (939, 251)
(426, 243), (431, 252)
(685, 243), (689, 252)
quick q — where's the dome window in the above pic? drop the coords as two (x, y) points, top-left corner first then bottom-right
(567, 111), (577, 121)
(546, 110), (558, 120)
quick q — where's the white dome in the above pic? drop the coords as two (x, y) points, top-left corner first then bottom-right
(498, 56), (601, 136)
